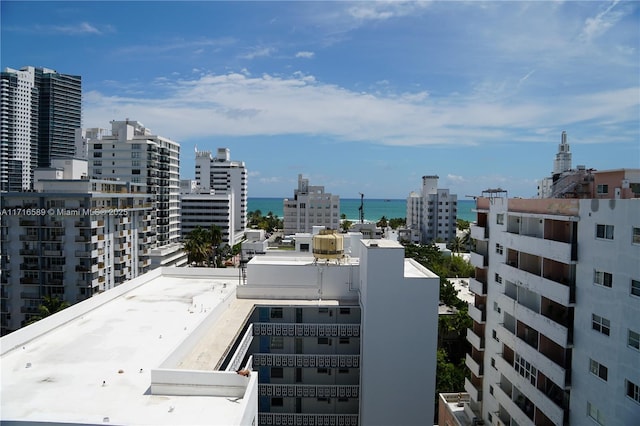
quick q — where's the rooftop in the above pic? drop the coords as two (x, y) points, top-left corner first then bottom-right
(1, 268), (331, 425)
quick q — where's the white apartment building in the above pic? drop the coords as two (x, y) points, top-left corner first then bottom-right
(180, 180), (237, 247)
(1, 235), (440, 426)
(463, 169), (640, 426)
(84, 120), (184, 266)
(283, 174), (340, 235)
(405, 175), (457, 244)
(0, 159), (153, 334)
(195, 148), (247, 237)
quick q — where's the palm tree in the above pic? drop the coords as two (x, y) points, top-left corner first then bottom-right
(449, 236), (463, 254)
(209, 225), (223, 267)
(377, 216), (388, 228)
(184, 226), (211, 266)
(26, 295), (70, 325)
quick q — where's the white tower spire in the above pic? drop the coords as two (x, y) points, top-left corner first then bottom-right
(553, 130), (572, 174)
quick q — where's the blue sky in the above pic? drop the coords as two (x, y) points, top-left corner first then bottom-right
(2, 1), (638, 198)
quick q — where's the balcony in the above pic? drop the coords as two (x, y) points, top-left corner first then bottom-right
(20, 263), (39, 271)
(466, 328), (485, 350)
(464, 376), (482, 402)
(19, 235), (39, 242)
(492, 383), (532, 426)
(470, 252), (488, 268)
(20, 292), (40, 299)
(258, 384), (360, 398)
(465, 353), (483, 377)
(498, 263), (572, 306)
(42, 250), (62, 257)
(468, 303), (486, 324)
(503, 233), (573, 265)
(20, 277), (39, 284)
(470, 224), (488, 241)
(19, 249), (38, 255)
(469, 277), (487, 295)
(494, 356), (564, 425)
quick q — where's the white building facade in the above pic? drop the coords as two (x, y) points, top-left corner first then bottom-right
(0, 159), (153, 334)
(405, 175), (457, 244)
(464, 174), (640, 426)
(195, 148), (247, 236)
(84, 120), (184, 266)
(180, 184), (236, 246)
(283, 174), (340, 235)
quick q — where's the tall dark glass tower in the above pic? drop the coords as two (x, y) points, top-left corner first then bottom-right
(0, 66), (81, 191)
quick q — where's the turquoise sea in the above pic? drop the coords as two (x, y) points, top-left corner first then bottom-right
(248, 198), (476, 223)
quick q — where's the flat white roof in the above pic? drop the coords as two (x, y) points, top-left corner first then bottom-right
(0, 272), (247, 425)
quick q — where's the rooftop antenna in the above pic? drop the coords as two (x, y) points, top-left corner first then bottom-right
(358, 193), (364, 224)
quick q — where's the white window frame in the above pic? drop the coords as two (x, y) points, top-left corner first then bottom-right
(515, 353), (537, 386)
(628, 329), (640, 351)
(594, 270), (613, 288)
(589, 358), (608, 381)
(596, 224), (614, 240)
(587, 401), (605, 425)
(592, 314), (610, 336)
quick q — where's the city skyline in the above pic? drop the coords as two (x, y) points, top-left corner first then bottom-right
(1, 1), (638, 198)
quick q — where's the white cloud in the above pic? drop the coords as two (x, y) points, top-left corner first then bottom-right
(239, 46), (276, 60)
(83, 71), (639, 148)
(580, 0), (627, 42)
(295, 51), (315, 58)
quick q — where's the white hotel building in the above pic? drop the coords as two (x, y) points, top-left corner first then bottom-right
(195, 148), (247, 239)
(283, 174), (340, 235)
(1, 235), (440, 425)
(405, 175), (457, 244)
(461, 169), (640, 426)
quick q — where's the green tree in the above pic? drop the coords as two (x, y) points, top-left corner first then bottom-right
(376, 216), (388, 228)
(183, 226), (211, 266)
(449, 236), (463, 254)
(26, 296), (70, 325)
(388, 217), (406, 229)
(209, 225), (223, 267)
(456, 219), (470, 231)
(340, 219), (353, 233)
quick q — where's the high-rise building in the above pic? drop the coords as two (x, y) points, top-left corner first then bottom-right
(538, 131), (579, 199)
(195, 148), (247, 239)
(180, 179), (237, 247)
(462, 169), (640, 426)
(0, 66), (81, 191)
(283, 174), (340, 235)
(405, 175), (457, 244)
(85, 120), (181, 247)
(0, 159), (153, 335)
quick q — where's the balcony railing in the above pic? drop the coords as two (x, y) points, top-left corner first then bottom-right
(259, 384), (359, 398)
(253, 323), (360, 338)
(258, 414), (358, 426)
(252, 354), (360, 368)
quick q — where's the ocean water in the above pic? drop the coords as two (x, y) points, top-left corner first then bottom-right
(248, 198), (476, 223)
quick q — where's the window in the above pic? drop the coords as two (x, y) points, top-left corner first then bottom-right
(339, 337), (350, 344)
(592, 314), (610, 336)
(492, 329), (499, 342)
(515, 353), (537, 386)
(495, 273), (503, 284)
(271, 336), (284, 350)
(497, 214), (504, 225)
(493, 301), (501, 313)
(628, 329), (640, 350)
(631, 280), (640, 297)
(594, 271), (613, 288)
(339, 307), (351, 315)
(271, 397), (283, 407)
(491, 358), (496, 369)
(634, 227), (640, 244)
(589, 359), (608, 381)
(496, 243), (504, 255)
(596, 184), (609, 194)
(317, 337), (330, 345)
(587, 401), (605, 425)
(270, 307), (283, 319)
(271, 367), (283, 379)
(627, 380), (640, 403)
(596, 224), (614, 240)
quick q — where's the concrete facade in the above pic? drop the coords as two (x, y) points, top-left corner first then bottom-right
(464, 175), (640, 426)
(406, 175), (458, 244)
(283, 174), (340, 235)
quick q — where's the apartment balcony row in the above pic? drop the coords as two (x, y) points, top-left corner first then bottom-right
(494, 355), (564, 426)
(468, 303), (486, 324)
(258, 413), (358, 426)
(252, 354), (360, 369)
(470, 251), (488, 269)
(502, 232), (576, 265)
(253, 323), (361, 338)
(495, 324), (567, 387)
(498, 263), (574, 306)
(259, 384), (359, 399)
